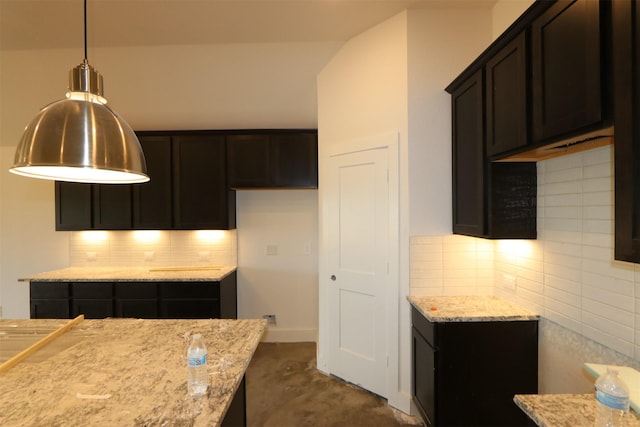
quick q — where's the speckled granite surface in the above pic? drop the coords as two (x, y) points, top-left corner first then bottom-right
(515, 394), (640, 427)
(20, 266), (236, 282)
(0, 318), (265, 427)
(408, 295), (539, 322)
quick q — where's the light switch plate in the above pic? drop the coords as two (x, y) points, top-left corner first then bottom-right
(266, 245), (278, 256)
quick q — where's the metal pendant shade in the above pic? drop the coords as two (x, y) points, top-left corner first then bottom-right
(9, 2), (148, 184)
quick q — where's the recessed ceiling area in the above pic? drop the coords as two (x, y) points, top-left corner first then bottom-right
(1, 0), (497, 50)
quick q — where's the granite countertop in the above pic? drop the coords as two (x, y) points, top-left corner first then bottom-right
(408, 295), (539, 322)
(20, 265), (237, 282)
(0, 317), (265, 427)
(514, 394), (640, 427)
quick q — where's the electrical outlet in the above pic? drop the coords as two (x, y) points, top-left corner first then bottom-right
(144, 251), (155, 261)
(86, 252), (97, 261)
(502, 273), (517, 291)
(262, 314), (276, 324)
(198, 251), (210, 261)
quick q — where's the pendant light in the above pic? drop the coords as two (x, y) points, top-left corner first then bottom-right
(9, 0), (148, 184)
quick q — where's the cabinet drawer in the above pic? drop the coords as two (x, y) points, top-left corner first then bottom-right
(30, 282), (69, 299)
(115, 282), (157, 299)
(159, 282), (219, 299)
(411, 307), (435, 346)
(71, 282), (113, 299)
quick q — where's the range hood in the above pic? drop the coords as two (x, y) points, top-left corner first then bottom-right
(497, 126), (614, 162)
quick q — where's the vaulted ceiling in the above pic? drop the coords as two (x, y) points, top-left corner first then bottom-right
(1, 0), (496, 50)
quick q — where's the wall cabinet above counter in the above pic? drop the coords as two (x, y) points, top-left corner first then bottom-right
(55, 129), (317, 231)
(445, 0), (636, 244)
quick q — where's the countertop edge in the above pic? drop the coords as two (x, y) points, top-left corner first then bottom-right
(19, 266), (237, 282)
(408, 295), (540, 322)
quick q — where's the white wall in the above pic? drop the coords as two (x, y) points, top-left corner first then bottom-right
(0, 41), (336, 321)
(317, 11), (410, 412)
(317, 5), (494, 413)
(236, 190), (318, 342)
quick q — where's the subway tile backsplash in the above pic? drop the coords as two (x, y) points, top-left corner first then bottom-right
(411, 145), (640, 361)
(69, 230), (237, 267)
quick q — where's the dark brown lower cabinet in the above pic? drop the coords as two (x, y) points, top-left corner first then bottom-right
(29, 272), (237, 320)
(412, 307), (538, 427)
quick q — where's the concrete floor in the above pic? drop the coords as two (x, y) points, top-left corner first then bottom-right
(246, 342), (424, 427)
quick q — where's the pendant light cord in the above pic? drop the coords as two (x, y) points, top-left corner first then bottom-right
(83, 0), (88, 61)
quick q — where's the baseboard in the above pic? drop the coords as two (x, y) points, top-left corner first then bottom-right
(260, 327), (318, 343)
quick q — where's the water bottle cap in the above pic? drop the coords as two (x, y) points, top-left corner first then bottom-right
(193, 334), (201, 339)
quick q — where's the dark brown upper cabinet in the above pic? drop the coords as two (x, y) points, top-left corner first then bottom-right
(55, 182), (92, 230)
(613, 0), (640, 263)
(133, 136), (173, 229)
(93, 185), (132, 230)
(486, 32), (528, 158)
(451, 70), (485, 237)
(226, 131), (318, 189)
(172, 134), (235, 230)
(450, 69), (536, 240)
(531, 0), (606, 143)
(56, 131), (237, 231)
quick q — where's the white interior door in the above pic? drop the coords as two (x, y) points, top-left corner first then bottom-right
(325, 146), (389, 397)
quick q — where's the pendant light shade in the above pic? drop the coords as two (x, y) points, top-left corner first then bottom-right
(9, 2), (148, 184)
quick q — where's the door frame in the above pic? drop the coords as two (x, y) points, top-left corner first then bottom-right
(318, 131), (399, 404)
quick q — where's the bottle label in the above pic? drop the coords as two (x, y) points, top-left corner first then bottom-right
(188, 354), (207, 367)
(596, 389), (629, 410)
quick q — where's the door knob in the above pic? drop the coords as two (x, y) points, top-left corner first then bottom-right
(330, 275), (336, 281)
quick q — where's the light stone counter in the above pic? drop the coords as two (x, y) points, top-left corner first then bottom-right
(0, 318), (265, 427)
(408, 295), (539, 322)
(514, 394), (640, 426)
(20, 266), (236, 282)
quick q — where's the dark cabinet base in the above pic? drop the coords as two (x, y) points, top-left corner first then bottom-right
(412, 307), (538, 427)
(29, 272), (237, 320)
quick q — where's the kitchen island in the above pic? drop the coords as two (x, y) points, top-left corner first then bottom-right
(0, 317), (265, 426)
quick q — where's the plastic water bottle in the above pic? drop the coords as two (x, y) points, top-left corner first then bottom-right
(595, 367), (630, 427)
(187, 334), (208, 396)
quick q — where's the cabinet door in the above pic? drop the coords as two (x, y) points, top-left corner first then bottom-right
(30, 282), (70, 319)
(219, 271), (238, 319)
(270, 133), (318, 188)
(532, 0), (602, 142)
(412, 327), (436, 427)
(71, 282), (114, 319)
(173, 135), (234, 229)
(115, 282), (158, 318)
(451, 70), (485, 237)
(486, 32), (527, 158)
(31, 300), (70, 319)
(437, 321), (538, 426)
(226, 134), (270, 188)
(159, 282), (221, 319)
(133, 136), (173, 229)
(93, 185), (132, 229)
(55, 182), (92, 230)
(614, 0), (640, 262)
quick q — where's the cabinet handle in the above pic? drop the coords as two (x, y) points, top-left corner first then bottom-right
(330, 275), (336, 281)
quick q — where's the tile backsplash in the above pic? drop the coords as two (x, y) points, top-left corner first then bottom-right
(69, 229), (237, 267)
(410, 145), (640, 362)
